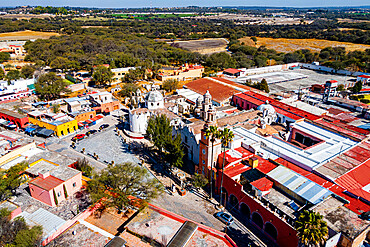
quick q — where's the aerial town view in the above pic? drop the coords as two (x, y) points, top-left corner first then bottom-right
(0, 2), (369, 247)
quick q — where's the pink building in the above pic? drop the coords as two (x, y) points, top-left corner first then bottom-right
(27, 159), (82, 207)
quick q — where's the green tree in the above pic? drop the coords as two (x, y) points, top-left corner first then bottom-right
(162, 79), (179, 93)
(0, 69), (4, 80)
(52, 104), (60, 113)
(118, 83), (139, 98)
(87, 162), (163, 212)
(74, 158), (94, 177)
(0, 52), (10, 63)
(192, 173), (208, 189)
(0, 162), (28, 201)
(164, 134), (184, 168)
(352, 80), (363, 94)
(5, 70), (21, 82)
(204, 125), (220, 199)
(123, 69), (142, 83)
(295, 210), (328, 247)
(34, 72), (70, 100)
(0, 208), (42, 247)
(50, 56), (70, 71)
(92, 66), (113, 87)
(20, 65), (36, 79)
(206, 52), (236, 71)
(219, 128), (234, 208)
(251, 36), (257, 45)
(337, 84), (345, 91)
(258, 78), (270, 93)
(146, 114), (172, 155)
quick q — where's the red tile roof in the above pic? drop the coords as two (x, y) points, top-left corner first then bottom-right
(30, 175), (64, 191)
(224, 163), (251, 178)
(184, 78), (239, 104)
(327, 108), (347, 115)
(315, 119), (368, 141)
(250, 177), (273, 191)
(234, 91), (321, 121)
(223, 68), (241, 74)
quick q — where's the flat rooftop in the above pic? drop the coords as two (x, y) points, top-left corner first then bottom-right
(126, 205), (236, 247)
(242, 68), (354, 94)
(312, 197), (370, 239)
(233, 121), (358, 171)
(26, 159), (80, 181)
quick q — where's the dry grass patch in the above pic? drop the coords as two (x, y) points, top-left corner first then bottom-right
(0, 30), (59, 41)
(239, 36), (370, 53)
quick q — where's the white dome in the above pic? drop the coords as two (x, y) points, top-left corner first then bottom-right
(146, 90), (163, 102)
(257, 102), (276, 115)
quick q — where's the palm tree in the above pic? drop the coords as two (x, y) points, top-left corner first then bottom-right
(295, 210), (328, 247)
(219, 128), (234, 209)
(204, 125), (220, 200)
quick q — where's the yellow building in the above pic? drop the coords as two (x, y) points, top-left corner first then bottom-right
(28, 111), (78, 137)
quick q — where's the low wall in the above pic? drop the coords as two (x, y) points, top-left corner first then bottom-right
(41, 202), (100, 246)
(148, 203), (238, 247)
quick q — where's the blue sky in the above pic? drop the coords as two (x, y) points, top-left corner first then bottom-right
(2, 0), (369, 8)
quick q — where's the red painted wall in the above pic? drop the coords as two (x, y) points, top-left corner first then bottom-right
(0, 112), (29, 128)
(217, 172), (299, 247)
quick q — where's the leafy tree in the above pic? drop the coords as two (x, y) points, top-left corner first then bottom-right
(74, 158), (94, 177)
(219, 128), (234, 208)
(337, 84), (345, 91)
(251, 36), (257, 45)
(295, 210), (328, 247)
(50, 56), (70, 71)
(206, 52), (236, 71)
(204, 125), (220, 199)
(34, 72), (70, 100)
(146, 114), (172, 154)
(352, 80), (363, 94)
(118, 83), (139, 98)
(258, 78), (270, 93)
(0, 69), (4, 80)
(192, 173), (208, 189)
(162, 79), (179, 93)
(5, 70), (21, 82)
(0, 52), (10, 63)
(123, 69), (142, 83)
(0, 162), (28, 201)
(52, 104), (60, 113)
(0, 208), (42, 247)
(92, 66), (113, 87)
(87, 162), (163, 212)
(20, 65), (36, 79)
(164, 134), (184, 168)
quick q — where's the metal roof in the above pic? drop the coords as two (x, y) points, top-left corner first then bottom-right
(20, 208), (66, 240)
(167, 221), (198, 247)
(267, 166), (333, 205)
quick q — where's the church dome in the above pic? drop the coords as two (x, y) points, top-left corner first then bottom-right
(146, 90), (163, 103)
(257, 100), (276, 115)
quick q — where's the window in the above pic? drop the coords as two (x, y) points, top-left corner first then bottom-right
(73, 182), (76, 187)
(202, 160), (205, 164)
(202, 149), (206, 155)
(57, 192), (61, 197)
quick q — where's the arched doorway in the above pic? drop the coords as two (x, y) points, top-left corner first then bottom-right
(240, 203), (250, 219)
(252, 212), (263, 229)
(229, 194), (239, 209)
(265, 222), (278, 240)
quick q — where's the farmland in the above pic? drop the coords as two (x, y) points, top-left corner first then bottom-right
(170, 38), (228, 54)
(0, 30), (59, 41)
(239, 36), (370, 53)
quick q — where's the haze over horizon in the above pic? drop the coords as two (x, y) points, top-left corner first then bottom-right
(1, 0), (370, 8)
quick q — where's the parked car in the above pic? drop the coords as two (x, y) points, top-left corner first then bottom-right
(99, 124), (109, 130)
(86, 130), (97, 136)
(215, 212), (234, 225)
(72, 134), (85, 141)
